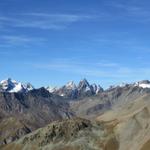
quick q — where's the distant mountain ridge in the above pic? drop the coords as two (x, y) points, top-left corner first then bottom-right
(1, 78), (150, 98)
(0, 78), (104, 99)
(46, 79), (104, 99)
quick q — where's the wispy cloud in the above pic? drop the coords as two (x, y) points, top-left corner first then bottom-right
(33, 62), (119, 78)
(0, 5), (149, 32)
(29, 57), (150, 81)
(0, 35), (46, 46)
(0, 13), (94, 30)
(33, 64), (150, 81)
(34, 58), (119, 68)
(103, 1), (150, 22)
(93, 31), (150, 53)
(29, 59), (130, 78)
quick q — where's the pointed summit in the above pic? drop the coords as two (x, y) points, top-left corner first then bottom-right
(91, 84), (103, 94)
(78, 78), (90, 90)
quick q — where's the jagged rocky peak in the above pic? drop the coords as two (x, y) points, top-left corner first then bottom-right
(92, 83), (104, 94)
(65, 81), (76, 89)
(0, 78), (34, 93)
(78, 78), (89, 87)
(78, 79), (103, 93)
(78, 78), (91, 91)
(77, 78), (103, 96)
(23, 83), (34, 91)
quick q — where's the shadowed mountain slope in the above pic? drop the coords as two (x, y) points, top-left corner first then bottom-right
(0, 88), (73, 145)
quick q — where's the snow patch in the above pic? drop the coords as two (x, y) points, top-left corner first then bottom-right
(9, 82), (23, 92)
(138, 83), (150, 89)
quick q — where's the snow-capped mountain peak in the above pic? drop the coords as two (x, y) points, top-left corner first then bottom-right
(0, 78), (34, 92)
(45, 78), (103, 99)
(0, 78), (18, 91)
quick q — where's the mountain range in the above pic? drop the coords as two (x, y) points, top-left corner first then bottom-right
(1, 78), (150, 98)
(0, 78), (150, 150)
(46, 79), (104, 99)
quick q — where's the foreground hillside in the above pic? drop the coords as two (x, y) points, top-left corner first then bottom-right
(2, 118), (119, 150)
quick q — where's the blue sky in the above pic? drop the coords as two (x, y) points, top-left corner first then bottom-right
(1, 0), (150, 88)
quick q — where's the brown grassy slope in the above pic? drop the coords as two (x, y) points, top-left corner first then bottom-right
(2, 117), (119, 150)
(0, 117), (31, 146)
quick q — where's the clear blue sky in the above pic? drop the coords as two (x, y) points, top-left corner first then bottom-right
(0, 0), (150, 88)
